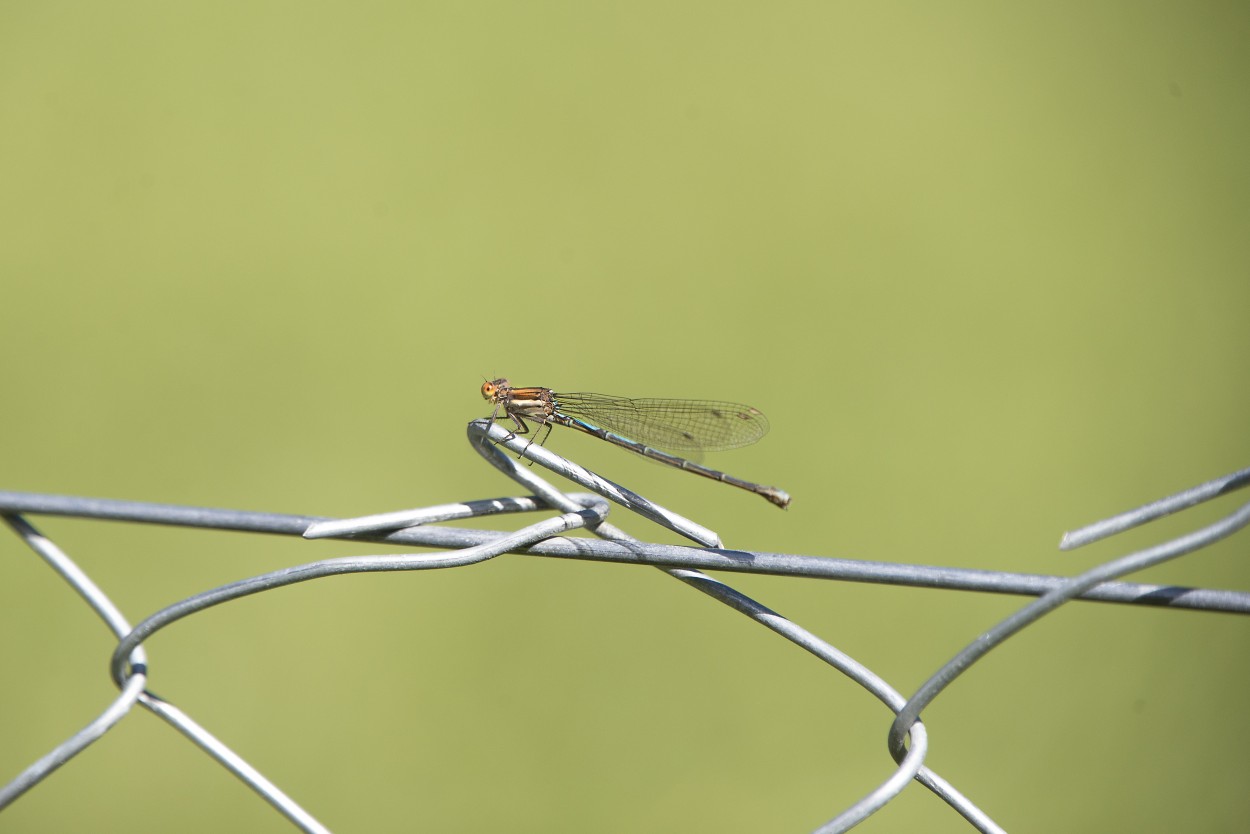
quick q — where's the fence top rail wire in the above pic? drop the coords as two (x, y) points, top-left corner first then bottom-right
(1, 489), (1246, 616)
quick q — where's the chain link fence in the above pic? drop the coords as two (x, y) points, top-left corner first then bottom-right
(3, 421), (1248, 832)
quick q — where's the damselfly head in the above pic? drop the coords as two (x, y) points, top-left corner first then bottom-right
(481, 378), (510, 401)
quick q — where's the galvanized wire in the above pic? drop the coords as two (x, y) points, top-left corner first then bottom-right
(467, 421), (991, 833)
(4, 488), (1245, 615)
(1, 425), (1247, 833)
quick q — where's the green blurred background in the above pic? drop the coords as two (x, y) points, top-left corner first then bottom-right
(3, 3), (1249, 832)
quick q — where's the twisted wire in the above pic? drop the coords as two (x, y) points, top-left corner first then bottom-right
(1, 433), (1246, 832)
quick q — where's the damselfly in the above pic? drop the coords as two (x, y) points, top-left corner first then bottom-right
(480, 378), (790, 509)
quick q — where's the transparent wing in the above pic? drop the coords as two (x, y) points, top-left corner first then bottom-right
(553, 392), (770, 453)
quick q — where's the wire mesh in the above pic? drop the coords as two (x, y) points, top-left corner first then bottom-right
(2, 422), (1247, 832)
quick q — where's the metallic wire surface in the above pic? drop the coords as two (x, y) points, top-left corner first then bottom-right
(3, 451), (1247, 833)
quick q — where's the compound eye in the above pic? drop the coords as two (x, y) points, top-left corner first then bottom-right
(481, 382), (495, 399)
